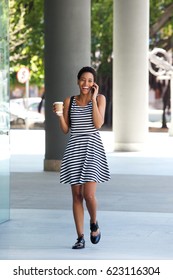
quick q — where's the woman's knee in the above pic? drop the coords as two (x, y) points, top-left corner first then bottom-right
(73, 193), (83, 203)
(83, 192), (96, 203)
(71, 185), (83, 203)
(83, 182), (97, 203)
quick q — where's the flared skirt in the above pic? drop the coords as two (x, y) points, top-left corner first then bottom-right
(60, 132), (111, 185)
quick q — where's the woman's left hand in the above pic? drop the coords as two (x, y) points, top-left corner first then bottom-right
(91, 83), (99, 101)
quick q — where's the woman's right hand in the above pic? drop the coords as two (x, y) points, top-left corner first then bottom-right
(53, 98), (70, 134)
(53, 104), (63, 116)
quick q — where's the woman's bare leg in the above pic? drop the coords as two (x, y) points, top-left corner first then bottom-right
(83, 182), (100, 236)
(71, 184), (84, 237)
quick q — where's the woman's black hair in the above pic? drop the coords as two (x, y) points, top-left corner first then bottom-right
(77, 66), (96, 82)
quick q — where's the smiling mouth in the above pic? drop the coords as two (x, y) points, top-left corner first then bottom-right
(82, 87), (89, 90)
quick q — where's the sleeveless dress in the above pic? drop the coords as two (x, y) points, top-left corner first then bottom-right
(60, 97), (111, 185)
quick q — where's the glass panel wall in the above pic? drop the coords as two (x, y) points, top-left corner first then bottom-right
(0, 0), (10, 223)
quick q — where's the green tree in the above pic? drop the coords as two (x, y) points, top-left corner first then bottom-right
(9, 0), (44, 86)
(91, 0), (113, 126)
(150, 0), (173, 50)
(9, 0), (173, 125)
(91, 0), (113, 73)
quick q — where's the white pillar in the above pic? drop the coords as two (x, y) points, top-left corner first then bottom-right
(113, 0), (149, 151)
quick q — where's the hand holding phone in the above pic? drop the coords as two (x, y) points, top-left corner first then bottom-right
(91, 86), (95, 94)
(90, 83), (99, 101)
(91, 83), (99, 94)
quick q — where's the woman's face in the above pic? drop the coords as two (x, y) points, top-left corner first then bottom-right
(78, 72), (94, 94)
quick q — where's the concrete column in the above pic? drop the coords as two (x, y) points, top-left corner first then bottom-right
(44, 0), (91, 171)
(113, 0), (149, 151)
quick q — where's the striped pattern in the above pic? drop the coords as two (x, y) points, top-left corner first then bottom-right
(60, 97), (111, 185)
(70, 99), (97, 135)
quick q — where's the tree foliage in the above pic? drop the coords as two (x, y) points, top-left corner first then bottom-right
(9, 0), (173, 92)
(91, 0), (113, 126)
(150, 0), (173, 50)
(91, 0), (113, 76)
(9, 0), (44, 86)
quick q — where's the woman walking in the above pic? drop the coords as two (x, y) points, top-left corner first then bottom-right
(53, 66), (110, 249)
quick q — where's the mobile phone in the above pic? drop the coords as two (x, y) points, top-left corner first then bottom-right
(91, 86), (95, 94)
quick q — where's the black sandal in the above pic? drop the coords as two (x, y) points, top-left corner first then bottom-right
(90, 221), (101, 244)
(72, 234), (85, 249)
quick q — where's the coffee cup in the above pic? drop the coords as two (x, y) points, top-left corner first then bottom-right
(53, 101), (63, 113)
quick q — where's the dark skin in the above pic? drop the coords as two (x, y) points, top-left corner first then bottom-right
(53, 72), (106, 132)
(53, 71), (106, 238)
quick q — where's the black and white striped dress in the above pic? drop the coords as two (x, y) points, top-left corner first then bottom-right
(60, 97), (111, 185)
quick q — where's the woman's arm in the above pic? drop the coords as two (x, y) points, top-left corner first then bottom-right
(92, 94), (106, 129)
(53, 97), (71, 134)
(91, 83), (106, 129)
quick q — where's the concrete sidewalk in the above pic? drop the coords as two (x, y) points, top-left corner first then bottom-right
(0, 130), (173, 260)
